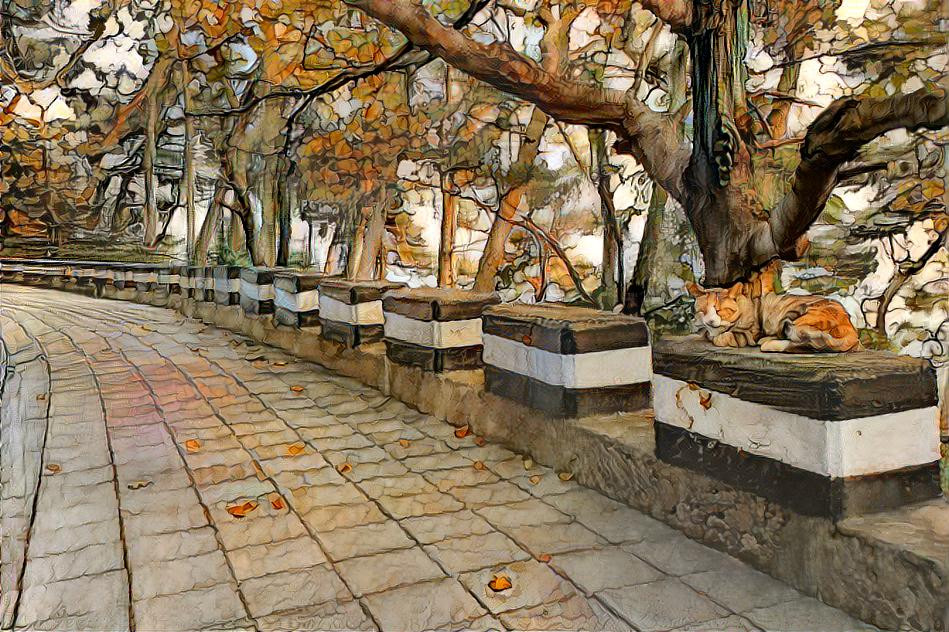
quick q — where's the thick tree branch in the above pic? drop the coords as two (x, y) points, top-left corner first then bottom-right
(757, 87), (949, 260)
(637, 0), (693, 34)
(347, 0), (689, 201)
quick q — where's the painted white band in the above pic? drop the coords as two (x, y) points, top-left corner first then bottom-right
(213, 278), (240, 292)
(383, 312), (483, 349)
(77, 269), (97, 278)
(158, 274), (180, 284)
(93, 269), (112, 279)
(133, 272), (158, 283)
(240, 282), (275, 301)
(24, 266), (59, 275)
(319, 294), (384, 325)
(179, 277), (193, 289)
(112, 271), (127, 281)
(653, 374), (940, 478)
(276, 287), (320, 313)
(482, 334), (652, 389)
(193, 277), (206, 289)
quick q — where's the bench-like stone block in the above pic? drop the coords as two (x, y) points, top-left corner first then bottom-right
(274, 272), (327, 326)
(239, 268), (277, 315)
(482, 303), (652, 417)
(212, 266), (241, 306)
(186, 267), (212, 302)
(159, 265), (185, 294)
(318, 279), (404, 347)
(382, 288), (500, 372)
(653, 336), (941, 518)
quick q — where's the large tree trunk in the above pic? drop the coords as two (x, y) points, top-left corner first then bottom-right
(193, 183), (225, 265)
(142, 88), (161, 248)
(179, 61), (197, 262)
(228, 207), (245, 254)
(472, 107), (548, 291)
(438, 174), (458, 287)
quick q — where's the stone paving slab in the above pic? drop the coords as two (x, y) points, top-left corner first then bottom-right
(0, 286), (884, 632)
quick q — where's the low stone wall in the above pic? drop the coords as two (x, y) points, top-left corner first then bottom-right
(3, 260), (946, 631)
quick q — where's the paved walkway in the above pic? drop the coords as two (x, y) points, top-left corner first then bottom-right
(0, 285), (878, 631)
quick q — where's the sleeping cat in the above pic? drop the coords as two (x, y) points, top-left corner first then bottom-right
(686, 262), (860, 353)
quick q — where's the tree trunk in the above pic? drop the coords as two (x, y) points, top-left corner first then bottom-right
(142, 87), (161, 248)
(179, 61), (197, 262)
(193, 183), (225, 265)
(250, 155), (280, 267)
(472, 107), (548, 291)
(438, 174), (458, 287)
(354, 198), (386, 280)
(228, 206), (245, 254)
(591, 129), (621, 309)
(276, 160), (295, 266)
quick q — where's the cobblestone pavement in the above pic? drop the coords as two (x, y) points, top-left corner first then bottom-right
(0, 286), (879, 631)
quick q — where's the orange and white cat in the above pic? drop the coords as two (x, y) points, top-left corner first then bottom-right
(687, 262), (860, 353)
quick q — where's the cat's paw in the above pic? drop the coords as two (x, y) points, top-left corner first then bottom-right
(760, 339), (791, 353)
(712, 332), (739, 347)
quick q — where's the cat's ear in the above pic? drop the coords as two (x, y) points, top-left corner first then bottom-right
(725, 282), (744, 298)
(686, 282), (703, 297)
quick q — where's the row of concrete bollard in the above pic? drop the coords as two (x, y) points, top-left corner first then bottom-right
(1, 258), (940, 520)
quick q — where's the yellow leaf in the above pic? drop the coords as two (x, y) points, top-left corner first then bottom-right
(290, 385), (304, 393)
(337, 462), (353, 474)
(287, 442), (306, 456)
(488, 574), (512, 592)
(398, 439), (411, 448)
(523, 458), (533, 470)
(45, 463), (61, 473)
(529, 475), (541, 485)
(226, 501), (259, 518)
(473, 461), (486, 471)
(454, 425), (470, 438)
(558, 471), (574, 481)
(185, 439), (201, 453)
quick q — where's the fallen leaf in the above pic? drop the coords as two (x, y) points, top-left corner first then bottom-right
(687, 382), (700, 391)
(558, 471), (574, 481)
(538, 553), (552, 563)
(287, 442), (306, 456)
(529, 475), (541, 485)
(270, 496), (285, 510)
(274, 361), (287, 367)
(488, 574), (513, 592)
(128, 480), (153, 490)
(36, 393), (46, 401)
(247, 355), (265, 362)
(290, 385), (304, 393)
(454, 425), (470, 439)
(184, 439), (201, 453)
(45, 463), (61, 473)
(226, 501), (259, 518)
(521, 335), (532, 345)
(473, 461), (486, 471)
(474, 437), (487, 447)
(337, 462), (353, 474)
(523, 458), (533, 470)
(398, 439), (411, 448)
(189, 347), (201, 353)
(699, 391), (713, 410)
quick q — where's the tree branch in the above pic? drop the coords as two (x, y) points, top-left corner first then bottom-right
(347, 0), (689, 202)
(756, 87), (949, 260)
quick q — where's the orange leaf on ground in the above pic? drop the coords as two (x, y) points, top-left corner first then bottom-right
(36, 393), (46, 401)
(454, 425), (470, 438)
(270, 496), (285, 510)
(45, 463), (61, 473)
(475, 437), (487, 447)
(398, 439), (411, 448)
(699, 391), (713, 410)
(529, 475), (541, 485)
(488, 574), (513, 592)
(558, 471), (574, 481)
(287, 442), (306, 456)
(538, 554), (552, 563)
(274, 361), (287, 367)
(337, 462), (353, 474)
(226, 501), (259, 518)
(473, 461), (486, 471)
(185, 439), (201, 453)
(290, 385), (304, 393)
